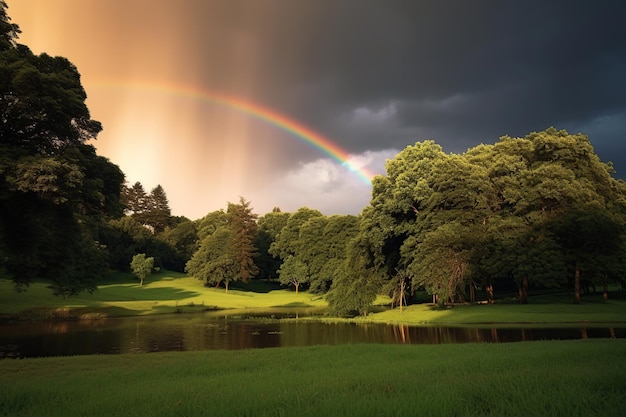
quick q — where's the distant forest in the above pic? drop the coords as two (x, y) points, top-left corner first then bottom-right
(1, 3), (625, 316)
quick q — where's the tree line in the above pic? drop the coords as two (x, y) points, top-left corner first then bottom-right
(183, 127), (626, 316)
(1, 2), (625, 311)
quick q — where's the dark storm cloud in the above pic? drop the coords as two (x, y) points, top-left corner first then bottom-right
(187, 0), (626, 174)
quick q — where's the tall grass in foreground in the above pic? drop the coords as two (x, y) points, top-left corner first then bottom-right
(1, 340), (625, 417)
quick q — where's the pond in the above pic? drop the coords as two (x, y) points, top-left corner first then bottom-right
(1, 308), (624, 358)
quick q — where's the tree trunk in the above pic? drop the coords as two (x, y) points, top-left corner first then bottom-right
(486, 284), (494, 304)
(225, 281), (229, 294)
(469, 282), (475, 303)
(603, 275), (609, 300)
(295, 282), (299, 295)
(573, 261), (581, 304)
(519, 275), (528, 304)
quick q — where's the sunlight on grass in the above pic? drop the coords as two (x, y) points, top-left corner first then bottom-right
(2, 271), (625, 324)
(0, 271), (327, 319)
(365, 299), (626, 325)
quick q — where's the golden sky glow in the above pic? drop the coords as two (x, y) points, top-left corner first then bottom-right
(10, 1), (625, 217)
(9, 1), (384, 219)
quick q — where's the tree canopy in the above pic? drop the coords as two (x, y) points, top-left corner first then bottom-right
(0, 4), (125, 294)
(328, 128), (626, 315)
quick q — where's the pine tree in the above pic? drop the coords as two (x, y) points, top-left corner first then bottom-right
(122, 182), (149, 217)
(227, 197), (259, 282)
(146, 184), (171, 234)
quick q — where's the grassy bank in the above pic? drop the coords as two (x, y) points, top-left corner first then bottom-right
(2, 271), (625, 326)
(1, 340), (625, 417)
(359, 294), (626, 326)
(0, 271), (327, 320)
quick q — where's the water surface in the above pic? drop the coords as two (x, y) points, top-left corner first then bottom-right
(1, 308), (623, 358)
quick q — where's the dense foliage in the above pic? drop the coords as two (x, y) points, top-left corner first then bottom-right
(185, 198), (259, 293)
(334, 129), (626, 314)
(0, 4), (185, 293)
(0, 2), (122, 295)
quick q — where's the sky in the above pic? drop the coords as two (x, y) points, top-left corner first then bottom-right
(8, 0), (626, 219)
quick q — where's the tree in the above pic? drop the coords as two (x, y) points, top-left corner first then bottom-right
(227, 197), (259, 283)
(62, 145), (125, 218)
(501, 128), (620, 302)
(0, 1), (20, 51)
(0, 7), (125, 294)
(185, 198), (259, 292)
(0, 5), (159, 294)
(185, 227), (237, 293)
(326, 233), (384, 317)
(409, 223), (479, 306)
(130, 253), (154, 287)
(0, 45), (101, 154)
(277, 255), (309, 294)
(269, 207), (323, 260)
(159, 218), (198, 271)
(196, 209), (228, 241)
(336, 128), (625, 313)
(297, 215), (358, 294)
(145, 184), (171, 233)
(122, 182), (149, 220)
(256, 211), (291, 280)
(549, 205), (624, 303)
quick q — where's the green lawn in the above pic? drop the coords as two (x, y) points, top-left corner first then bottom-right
(0, 270), (327, 320)
(1, 340), (624, 417)
(360, 295), (626, 326)
(1, 271), (625, 326)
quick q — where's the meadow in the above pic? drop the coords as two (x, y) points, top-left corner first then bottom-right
(0, 270), (326, 320)
(1, 270), (625, 326)
(1, 340), (625, 417)
(2, 272), (625, 416)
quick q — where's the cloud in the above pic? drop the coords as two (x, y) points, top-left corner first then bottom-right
(254, 149), (398, 215)
(11, 0), (626, 221)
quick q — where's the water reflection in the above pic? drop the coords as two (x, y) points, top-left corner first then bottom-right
(0, 311), (623, 358)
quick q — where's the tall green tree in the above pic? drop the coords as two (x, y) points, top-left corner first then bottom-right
(122, 182), (149, 219)
(269, 207), (323, 260)
(0, 45), (101, 153)
(0, 1), (19, 51)
(145, 184), (171, 234)
(491, 129), (623, 302)
(227, 197), (259, 283)
(340, 128), (625, 313)
(549, 205), (624, 303)
(186, 226), (237, 293)
(0, 5), (124, 294)
(297, 215), (358, 294)
(196, 210), (228, 240)
(326, 232), (384, 317)
(186, 198), (259, 291)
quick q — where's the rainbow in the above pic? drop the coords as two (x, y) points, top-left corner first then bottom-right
(87, 81), (375, 184)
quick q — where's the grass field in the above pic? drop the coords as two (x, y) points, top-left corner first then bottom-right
(0, 270), (328, 320)
(1, 340), (625, 417)
(2, 273), (625, 416)
(1, 270), (625, 326)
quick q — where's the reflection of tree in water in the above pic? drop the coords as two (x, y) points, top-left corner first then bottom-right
(0, 318), (624, 357)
